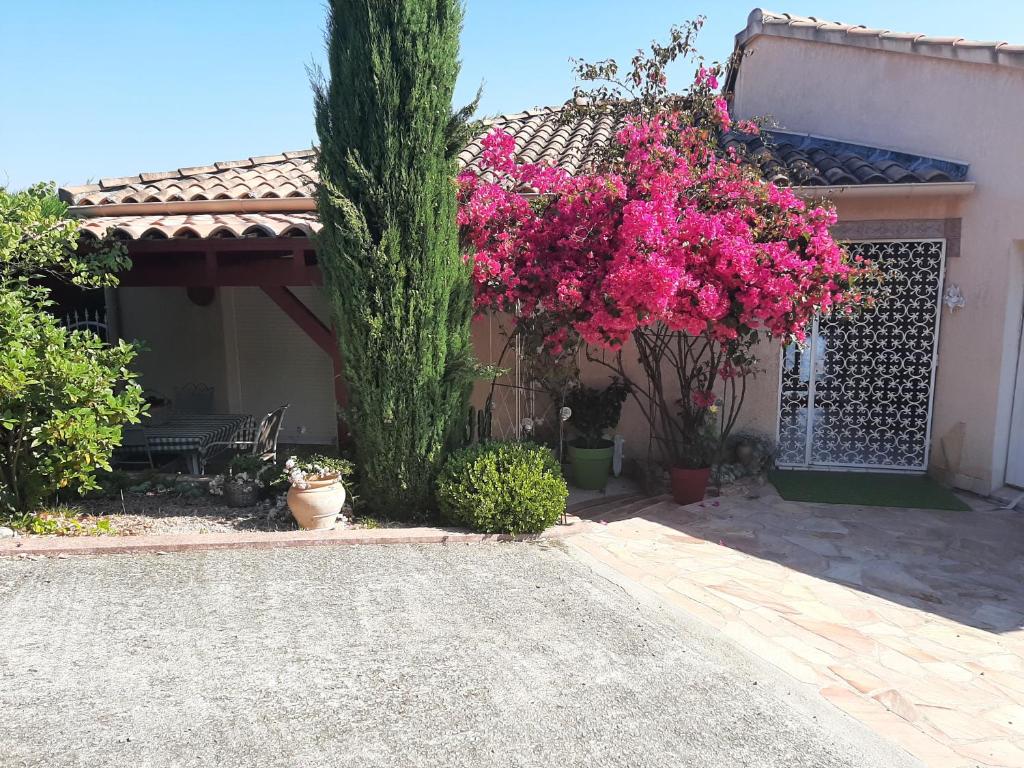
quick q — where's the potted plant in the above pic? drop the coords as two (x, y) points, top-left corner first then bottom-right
(283, 454), (352, 530)
(669, 404), (721, 505)
(209, 454), (273, 507)
(564, 379), (629, 490)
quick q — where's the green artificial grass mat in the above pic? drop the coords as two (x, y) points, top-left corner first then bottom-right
(769, 469), (970, 511)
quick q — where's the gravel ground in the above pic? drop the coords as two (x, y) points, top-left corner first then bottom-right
(72, 493), (282, 534)
(0, 543), (920, 768)
(62, 493), (375, 536)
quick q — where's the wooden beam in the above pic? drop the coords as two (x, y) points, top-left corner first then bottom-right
(261, 286), (334, 356)
(116, 257), (322, 287)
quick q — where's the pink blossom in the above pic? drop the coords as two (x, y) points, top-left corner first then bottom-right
(457, 72), (866, 359)
(691, 390), (718, 409)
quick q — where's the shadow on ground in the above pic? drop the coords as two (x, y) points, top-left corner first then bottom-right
(579, 486), (1024, 633)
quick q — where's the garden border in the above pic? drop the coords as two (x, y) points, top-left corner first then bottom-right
(0, 494), (641, 558)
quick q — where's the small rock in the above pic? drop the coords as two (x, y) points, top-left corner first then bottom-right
(0, 526), (13, 538)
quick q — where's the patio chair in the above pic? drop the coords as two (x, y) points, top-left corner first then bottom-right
(199, 404), (289, 474)
(173, 383), (215, 415)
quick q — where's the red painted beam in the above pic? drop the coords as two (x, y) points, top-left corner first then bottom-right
(116, 258), (322, 287)
(261, 286), (334, 356)
(123, 237), (315, 255)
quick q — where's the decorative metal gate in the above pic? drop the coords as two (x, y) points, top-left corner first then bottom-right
(777, 240), (946, 470)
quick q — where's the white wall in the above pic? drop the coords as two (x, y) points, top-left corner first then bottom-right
(220, 287), (337, 445)
(119, 286), (337, 446)
(119, 287), (230, 410)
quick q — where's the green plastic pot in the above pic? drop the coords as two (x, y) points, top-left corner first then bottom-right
(568, 440), (614, 490)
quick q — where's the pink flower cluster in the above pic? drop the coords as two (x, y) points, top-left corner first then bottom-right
(458, 87), (863, 352)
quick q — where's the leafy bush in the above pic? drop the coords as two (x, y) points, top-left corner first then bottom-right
(4, 506), (114, 536)
(228, 453), (268, 476)
(565, 379), (629, 448)
(1, 183), (141, 514)
(0, 291), (145, 514)
(435, 442), (567, 534)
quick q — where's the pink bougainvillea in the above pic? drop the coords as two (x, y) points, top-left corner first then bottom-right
(459, 103), (860, 351)
(458, 71), (870, 468)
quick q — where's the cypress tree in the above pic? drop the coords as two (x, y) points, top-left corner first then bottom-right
(313, 0), (476, 518)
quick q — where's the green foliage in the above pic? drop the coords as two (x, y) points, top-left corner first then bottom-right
(90, 468), (135, 497)
(313, 0), (478, 519)
(435, 442), (568, 534)
(0, 290), (145, 514)
(0, 183), (129, 290)
(3, 506), (114, 536)
(675, 409), (720, 470)
(565, 380), (629, 448)
(0, 183), (143, 515)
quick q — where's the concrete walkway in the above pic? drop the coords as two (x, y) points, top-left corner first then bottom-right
(568, 489), (1024, 768)
(0, 544), (918, 768)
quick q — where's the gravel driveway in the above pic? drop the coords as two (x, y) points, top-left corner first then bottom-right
(0, 543), (920, 768)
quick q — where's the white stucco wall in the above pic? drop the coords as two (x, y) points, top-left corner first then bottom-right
(119, 287), (230, 411)
(119, 286), (337, 446)
(730, 36), (1024, 492)
(220, 287), (336, 445)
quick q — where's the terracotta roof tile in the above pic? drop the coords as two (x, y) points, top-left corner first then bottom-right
(60, 107), (968, 242)
(78, 212), (320, 241)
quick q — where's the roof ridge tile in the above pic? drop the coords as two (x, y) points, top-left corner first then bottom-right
(741, 8), (1023, 68)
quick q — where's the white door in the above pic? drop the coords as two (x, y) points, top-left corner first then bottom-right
(777, 239), (946, 470)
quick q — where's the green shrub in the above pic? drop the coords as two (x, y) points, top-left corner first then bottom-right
(4, 506), (114, 536)
(1, 183), (140, 514)
(435, 442), (568, 534)
(0, 291), (144, 514)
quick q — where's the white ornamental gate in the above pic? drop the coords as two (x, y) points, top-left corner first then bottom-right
(777, 239), (946, 471)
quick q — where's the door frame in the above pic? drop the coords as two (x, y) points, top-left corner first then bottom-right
(774, 237), (948, 472)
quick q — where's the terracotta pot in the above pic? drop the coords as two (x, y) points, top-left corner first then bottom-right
(287, 475), (346, 530)
(670, 466), (711, 506)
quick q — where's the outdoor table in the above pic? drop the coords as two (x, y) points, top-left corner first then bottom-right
(141, 413), (254, 475)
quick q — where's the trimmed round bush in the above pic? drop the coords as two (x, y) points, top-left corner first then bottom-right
(436, 442), (568, 534)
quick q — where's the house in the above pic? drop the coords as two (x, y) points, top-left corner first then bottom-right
(59, 8), (1024, 495)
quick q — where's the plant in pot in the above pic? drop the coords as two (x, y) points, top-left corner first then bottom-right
(564, 379), (629, 490)
(669, 398), (722, 505)
(283, 454), (353, 530)
(209, 454), (274, 508)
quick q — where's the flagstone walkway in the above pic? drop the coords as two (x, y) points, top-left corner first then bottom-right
(568, 488), (1024, 768)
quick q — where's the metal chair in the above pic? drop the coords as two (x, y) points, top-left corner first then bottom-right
(199, 405), (289, 474)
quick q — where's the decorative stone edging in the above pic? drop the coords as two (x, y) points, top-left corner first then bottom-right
(0, 514), (601, 559)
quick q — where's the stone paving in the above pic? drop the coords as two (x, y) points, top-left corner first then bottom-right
(568, 487), (1024, 768)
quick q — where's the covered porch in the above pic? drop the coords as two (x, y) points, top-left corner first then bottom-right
(84, 218), (347, 467)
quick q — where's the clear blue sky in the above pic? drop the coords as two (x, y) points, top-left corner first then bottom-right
(2, 1), (1021, 191)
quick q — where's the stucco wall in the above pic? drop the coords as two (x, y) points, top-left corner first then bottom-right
(220, 287), (336, 445)
(119, 286), (336, 446)
(119, 288), (230, 411)
(731, 36), (1024, 492)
